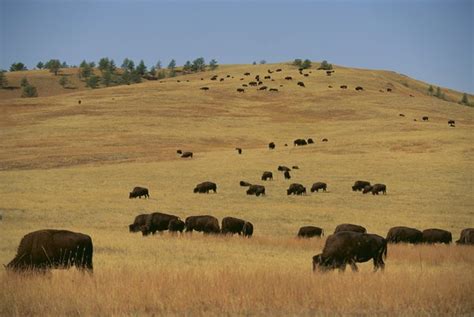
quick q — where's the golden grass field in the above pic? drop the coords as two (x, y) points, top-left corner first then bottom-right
(0, 62), (473, 316)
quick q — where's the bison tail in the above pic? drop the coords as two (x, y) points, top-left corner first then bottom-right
(383, 241), (388, 260)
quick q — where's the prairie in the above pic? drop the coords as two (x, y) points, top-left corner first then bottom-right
(0, 62), (473, 316)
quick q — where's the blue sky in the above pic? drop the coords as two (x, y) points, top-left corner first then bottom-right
(1, 0), (472, 93)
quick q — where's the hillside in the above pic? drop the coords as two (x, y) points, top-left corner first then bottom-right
(0, 62), (473, 316)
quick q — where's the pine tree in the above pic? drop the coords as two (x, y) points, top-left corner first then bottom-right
(209, 59), (218, 70)
(461, 93), (469, 105)
(21, 84), (38, 97)
(136, 60), (147, 76)
(36, 62), (44, 69)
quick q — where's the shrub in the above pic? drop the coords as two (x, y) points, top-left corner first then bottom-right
(86, 75), (99, 89)
(21, 84), (38, 97)
(318, 60), (333, 70)
(59, 76), (69, 88)
(10, 62), (27, 71)
(20, 77), (29, 87)
(461, 93), (469, 105)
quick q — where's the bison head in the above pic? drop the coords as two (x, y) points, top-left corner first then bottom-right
(193, 187), (199, 193)
(312, 254), (334, 272)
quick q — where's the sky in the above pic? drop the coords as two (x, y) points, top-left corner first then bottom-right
(1, 0), (473, 93)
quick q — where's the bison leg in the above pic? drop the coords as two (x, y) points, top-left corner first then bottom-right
(349, 260), (359, 272)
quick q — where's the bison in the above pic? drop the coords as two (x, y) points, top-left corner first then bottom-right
(278, 165), (291, 172)
(168, 218), (185, 233)
(7, 229), (93, 273)
(362, 185), (373, 194)
(176, 149), (182, 154)
(129, 214), (149, 233)
(422, 116), (429, 121)
(268, 142), (275, 150)
(246, 184), (266, 197)
(297, 81), (305, 87)
(294, 139), (307, 146)
(352, 180), (371, 191)
(370, 184), (386, 195)
(386, 226), (422, 244)
(285, 76), (292, 80)
(334, 223), (366, 234)
(141, 212), (180, 236)
(200, 87), (210, 90)
(129, 187), (149, 199)
(448, 120), (455, 125)
(297, 226), (324, 238)
(261, 171), (273, 181)
(221, 217), (253, 237)
(185, 215), (220, 234)
(340, 85), (347, 89)
(399, 114), (405, 117)
(249, 81), (257, 86)
(284, 170), (291, 179)
(307, 138), (314, 144)
(181, 151), (193, 158)
(422, 228), (452, 244)
(287, 183), (306, 195)
(387, 88), (392, 92)
(269, 88), (278, 92)
(311, 182), (327, 192)
(237, 88), (245, 93)
(355, 86), (364, 91)
(236, 147), (242, 154)
(239, 181), (252, 187)
(321, 138), (328, 142)
(258, 86), (268, 91)
(313, 231), (387, 272)
(194, 181), (217, 194)
(456, 228), (474, 245)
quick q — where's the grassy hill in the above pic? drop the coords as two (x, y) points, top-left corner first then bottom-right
(0, 62), (473, 316)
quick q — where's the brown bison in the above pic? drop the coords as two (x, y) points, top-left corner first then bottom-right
(334, 223), (367, 234)
(297, 81), (305, 87)
(386, 226), (422, 244)
(422, 228), (452, 244)
(370, 184), (386, 195)
(177, 149), (182, 154)
(352, 180), (371, 191)
(221, 217), (253, 237)
(249, 81), (257, 86)
(313, 231), (387, 272)
(194, 181), (217, 194)
(129, 214), (149, 233)
(200, 87), (210, 90)
(399, 114), (405, 117)
(311, 182), (327, 192)
(141, 212), (180, 236)
(244, 72), (250, 76)
(7, 230), (93, 273)
(168, 218), (185, 233)
(322, 138), (328, 142)
(246, 184), (266, 197)
(181, 151), (193, 158)
(422, 116), (429, 121)
(294, 138), (307, 146)
(269, 88), (278, 92)
(276, 69), (282, 72)
(258, 86), (268, 91)
(387, 88), (392, 92)
(278, 165), (291, 172)
(236, 147), (242, 154)
(237, 88), (245, 93)
(269, 142), (275, 150)
(264, 75), (271, 79)
(456, 228), (474, 245)
(284, 170), (291, 179)
(287, 183), (306, 195)
(362, 185), (373, 194)
(240, 181), (252, 187)
(448, 120), (455, 125)
(129, 186), (149, 199)
(355, 86), (364, 91)
(297, 226), (324, 238)
(307, 138), (314, 144)
(185, 215), (220, 234)
(340, 85), (347, 89)
(261, 171), (273, 181)
(285, 76), (292, 80)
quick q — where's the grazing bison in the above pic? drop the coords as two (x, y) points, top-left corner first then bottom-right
(246, 184), (266, 197)
(321, 138), (328, 142)
(422, 116), (429, 121)
(129, 214), (149, 233)
(278, 165), (291, 172)
(399, 114), (405, 117)
(334, 223), (367, 234)
(311, 182), (327, 192)
(448, 120), (455, 125)
(181, 151), (193, 158)
(269, 88), (278, 92)
(269, 142), (275, 150)
(307, 138), (314, 144)
(328, 85), (333, 88)
(168, 218), (185, 233)
(242, 84), (248, 87)
(261, 171), (273, 181)
(7, 230), (93, 273)
(240, 181), (252, 187)
(304, 74), (309, 77)
(298, 226), (324, 238)
(78, 100), (81, 104)
(264, 75), (271, 79)
(292, 165), (299, 169)
(297, 81), (305, 87)
(176, 149), (182, 154)
(220, 78), (224, 82)
(235, 147), (242, 154)
(185, 215), (220, 234)
(200, 87), (210, 90)
(456, 228), (474, 245)
(258, 86), (268, 91)
(129, 186), (149, 199)
(326, 70), (333, 76)
(386, 226), (422, 244)
(422, 228), (452, 244)
(242, 221), (254, 237)
(340, 85), (347, 89)
(276, 68), (282, 72)
(312, 231), (387, 272)
(141, 212), (180, 236)
(237, 88), (245, 93)
(370, 184), (386, 195)
(387, 88), (392, 92)
(249, 81), (257, 86)
(294, 139), (307, 146)
(255, 75), (260, 81)
(362, 185), (373, 194)
(352, 180), (371, 191)
(244, 72), (250, 76)
(221, 217), (248, 235)
(284, 170), (291, 179)
(285, 76), (292, 80)
(194, 181), (217, 194)
(355, 86), (364, 91)
(287, 183), (306, 195)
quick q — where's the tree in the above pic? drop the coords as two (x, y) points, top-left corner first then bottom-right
(167, 59), (176, 70)
(89, 61), (96, 68)
(435, 86), (445, 99)
(20, 77), (29, 87)
(121, 58), (134, 71)
(149, 66), (156, 77)
(319, 60), (333, 70)
(101, 70), (114, 87)
(259, 60), (267, 64)
(59, 76), (68, 88)
(136, 60), (147, 76)
(428, 85), (434, 95)
(21, 84), (38, 97)
(0, 70), (8, 88)
(10, 62), (27, 71)
(98, 57), (112, 73)
(252, 61), (257, 65)
(79, 61), (92, 79)
(461, 93), (469, 105)
(46, 59), (61, 75)
(301, 59), (312, 69)
(156, 60), (162, 69)
(36, 62), (44, 69)
(86, 75), (99, 88)
(183, 61), (192, 72)
(209, 59), (218, 70)
(293, 59), (302, 67)
(61, 61), (68, 68)
(191, 57), (206, 72)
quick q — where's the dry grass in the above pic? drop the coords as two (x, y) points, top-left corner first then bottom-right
(0, 62), (473, 316)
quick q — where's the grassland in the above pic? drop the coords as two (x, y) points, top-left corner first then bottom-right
(0, 62), (473, 316)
